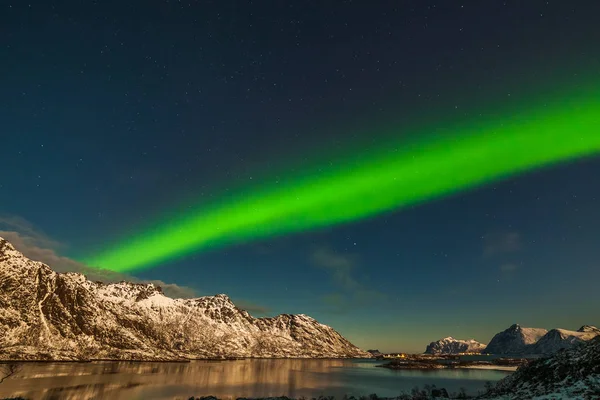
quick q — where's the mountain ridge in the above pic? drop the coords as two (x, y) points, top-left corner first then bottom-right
(428, 324), (599, 356)
(483, 324), (548, 355)
(0, 237), (370, 361)
(424, 337), (486, 354)
(525, 326), (600, 355)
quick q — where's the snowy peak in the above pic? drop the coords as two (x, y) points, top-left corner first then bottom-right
(0, 236), (370, 361)
(98, 281), (164, 301)
(578, 325), (600, 333)
(526, 327), (600, 355)
(425, 337), (486, 354)
(192, 293), (237, 308)
(484, 323), (599, 355)
(0, 237), (18, 256)
(484, 324), (548, 355)
(0, 237), (40, 267)
(554, 328), (599, 340)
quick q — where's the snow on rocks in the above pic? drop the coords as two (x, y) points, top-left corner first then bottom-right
(424, 337), (487, 354)
(0, 236), (370, 361)
(479, 336), (600, 399)
(484, 324), (548, 355)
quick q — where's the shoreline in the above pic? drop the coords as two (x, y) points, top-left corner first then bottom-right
(455, 365), (517, 371)
(377, 357), (526, 372)
(0, 356), (374, 364)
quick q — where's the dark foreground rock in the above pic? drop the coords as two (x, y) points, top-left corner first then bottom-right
(479, 336), (600, 399)
(188, 393), (462, 400)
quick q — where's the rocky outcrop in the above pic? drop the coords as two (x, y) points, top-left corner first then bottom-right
(0, 237), (370, 361)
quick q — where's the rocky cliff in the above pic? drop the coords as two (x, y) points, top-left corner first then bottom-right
(0, 237), (370, 361)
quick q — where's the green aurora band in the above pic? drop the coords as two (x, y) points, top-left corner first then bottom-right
(86, 89), (600, 272)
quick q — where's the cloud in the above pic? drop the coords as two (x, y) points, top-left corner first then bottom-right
(311, 247), (357, 271)
(320, 293), (348, 313)
(311, 247), (360, 291)
(232, 299), (271, 316)
(483, 232), (521, 257)
(310, 246), (386, 313)
(0, 221), (199, 299)
(148, 280), (198, 299)
(0, 215), (61, 249)
(499, 263), (518, 273)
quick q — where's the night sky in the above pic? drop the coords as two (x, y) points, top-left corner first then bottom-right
(1, 1), (599, 353)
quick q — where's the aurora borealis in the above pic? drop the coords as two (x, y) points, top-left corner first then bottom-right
(3, 0), (600, 353)
(85, 89), (600, 272)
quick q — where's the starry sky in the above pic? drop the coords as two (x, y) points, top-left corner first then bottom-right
(1, 1), (599, 353)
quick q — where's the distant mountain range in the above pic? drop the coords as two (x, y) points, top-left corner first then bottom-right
(424, 337), (486, 355)
(0, 237), (370, 361)
(527, 325), (600, 355)
(425, 323), (599, 355)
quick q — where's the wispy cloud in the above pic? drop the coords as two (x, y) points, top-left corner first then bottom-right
(0, 216), (198, 299)
(311, 247), (360, 290)
(310, 246), (386, 313)
(499, 263), (518, 273)
(320, 293), (347, 311)
(232, 299), (271, 316)
(0, 214), (61, 249)
(483, 232), (521, 257)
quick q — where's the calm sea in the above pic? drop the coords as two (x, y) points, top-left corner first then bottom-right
(0, 359), (511, 400)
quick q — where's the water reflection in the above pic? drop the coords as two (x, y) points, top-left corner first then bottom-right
(0, 359), (511, 400)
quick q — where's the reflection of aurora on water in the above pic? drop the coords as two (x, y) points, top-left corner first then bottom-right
(85, 88), (600, 272)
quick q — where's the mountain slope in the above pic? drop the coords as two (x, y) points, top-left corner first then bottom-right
(481, 336), (600, 400)
(526, 326), (600, 355)
(424, 337), (486, 354)
(484, 324), (548, 355)
(0, 237), (370, 361)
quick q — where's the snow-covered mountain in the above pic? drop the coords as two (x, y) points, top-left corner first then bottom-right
(480, 336), (600, 400)
(483, 324), (599, 356)
(424, 337), (486, 354)
(525, 325), (600, 355)
(484, 324), (548, 355)
(0, 237), (370, 361)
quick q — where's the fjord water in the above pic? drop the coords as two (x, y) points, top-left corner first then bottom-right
(0, 359), (510, 400)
